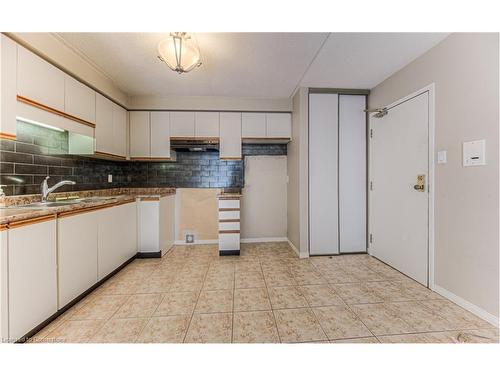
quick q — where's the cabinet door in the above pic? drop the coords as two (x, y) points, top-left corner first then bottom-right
(8, 218), (57, 339)
(219, 112), (242, 159)
(195, 112), (219, 137)
(170, 111), (195, 138)
(0, 228), (8, 341)
(266, 113), (291, 138)
(97, 206), (120, 280)
(242, 113), (266, 138)
(117, 202), (137, 261)
(138, 200), (160, 253)
(1, 35), (17, 138)
(58, 211), (98, 308)
(17, 46), (65, 111)
(64, 75), (96, 124)
(95, 93), (114, 154)
(130, 111), (151, 158)
(112, 103), (127, 157)
(150, 112), (171, 158)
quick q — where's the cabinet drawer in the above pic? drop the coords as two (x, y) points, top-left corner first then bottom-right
(218, 210), (240, 221)
(219, 221), (240, 231)
(219, 199), (240, 209)
(219, 233), (240, 251)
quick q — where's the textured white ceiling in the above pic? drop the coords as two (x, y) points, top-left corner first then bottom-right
(301, 32), (448, 89)
(55, 32), (448, 98)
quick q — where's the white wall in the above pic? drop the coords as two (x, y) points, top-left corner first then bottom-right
(241, 156), (288, 240)
(369, 33), (499, 322)
(287, 88), (309, 257)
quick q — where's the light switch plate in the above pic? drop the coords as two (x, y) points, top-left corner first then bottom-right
(437, 151), (447, 164)
(463, 140), (486, 167)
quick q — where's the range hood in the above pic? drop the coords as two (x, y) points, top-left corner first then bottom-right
(170, 138), (219, 152)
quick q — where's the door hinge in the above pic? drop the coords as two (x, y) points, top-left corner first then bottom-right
(369, 234), (373, 244)
(369, 181), (373, 191)
(370, 129), (373, 138)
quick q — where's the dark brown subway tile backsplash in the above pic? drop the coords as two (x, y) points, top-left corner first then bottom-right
(0, 122), (286, 196)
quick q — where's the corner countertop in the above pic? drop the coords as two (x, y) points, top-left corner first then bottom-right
(217, 193), (242, 199)
(0, 187), (175, 226)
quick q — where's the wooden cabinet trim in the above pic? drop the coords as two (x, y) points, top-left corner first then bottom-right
(0, 132), (16, 140)
(57, 199), (136, 218)
(17, 95), (96, 128)
(219, 230), (240, 234)
(7, 214), (56, 229)
(94, 151), (127, 160)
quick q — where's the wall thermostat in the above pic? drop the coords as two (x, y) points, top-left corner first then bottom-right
(463, 139), (486, 167)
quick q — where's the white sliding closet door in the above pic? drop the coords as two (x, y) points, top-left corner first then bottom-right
(339, 95), (367, 253)
(309, 93), (339, 255)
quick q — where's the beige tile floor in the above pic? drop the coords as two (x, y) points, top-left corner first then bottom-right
(30, 242), (499, 344)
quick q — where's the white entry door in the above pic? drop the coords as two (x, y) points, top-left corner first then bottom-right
(370, 91), (430, 286)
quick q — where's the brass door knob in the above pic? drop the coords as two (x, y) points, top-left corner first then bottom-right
(414, 174), (426, 192)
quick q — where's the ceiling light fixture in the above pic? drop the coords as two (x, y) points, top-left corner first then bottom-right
(157, 32), (202, 74)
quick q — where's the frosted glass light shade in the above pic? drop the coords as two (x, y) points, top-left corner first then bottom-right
(157, 32), (202, 74)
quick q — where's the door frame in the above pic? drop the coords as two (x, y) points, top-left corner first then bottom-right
(368, 83), (435, 288)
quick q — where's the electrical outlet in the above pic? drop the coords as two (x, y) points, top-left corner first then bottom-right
(108, 174), (112, 183)
(185, 234), (195, 244)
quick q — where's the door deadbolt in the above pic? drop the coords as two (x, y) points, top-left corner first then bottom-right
(413, 174), (425, 192)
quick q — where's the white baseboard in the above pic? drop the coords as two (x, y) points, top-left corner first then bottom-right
(240, 237), (288, 243)
(432, 284), (499, 328)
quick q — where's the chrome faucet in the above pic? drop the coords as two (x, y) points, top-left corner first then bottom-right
(40, 176), (76, 202)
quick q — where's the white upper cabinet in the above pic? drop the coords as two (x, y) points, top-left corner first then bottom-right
(195, 112), (219, 137)
(170, 111), (195, 138)
(266, 113), (292, 138)
(17, 46), (65, 112)
(64, 75), (96, 124)
(151, 112), (171, 158)
(242, 113), (266, 138)
(219, 112), (242, 159)
(112, 103), (127, 157)
(130, 111), (151, 158)
(95, 93), (114, 155)
(1, 35), (17, 138)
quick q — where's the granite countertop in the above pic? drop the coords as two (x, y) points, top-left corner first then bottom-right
(0, 187), (176, 226)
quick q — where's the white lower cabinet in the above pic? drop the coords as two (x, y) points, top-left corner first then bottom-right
(218, 197), (241, 255)
(0, 228), (8, 341)
(57, 211), (98, 308)
(98, 202), (137, 280)
(8, 217), (57, 340)
(138, 195), (175, 256)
